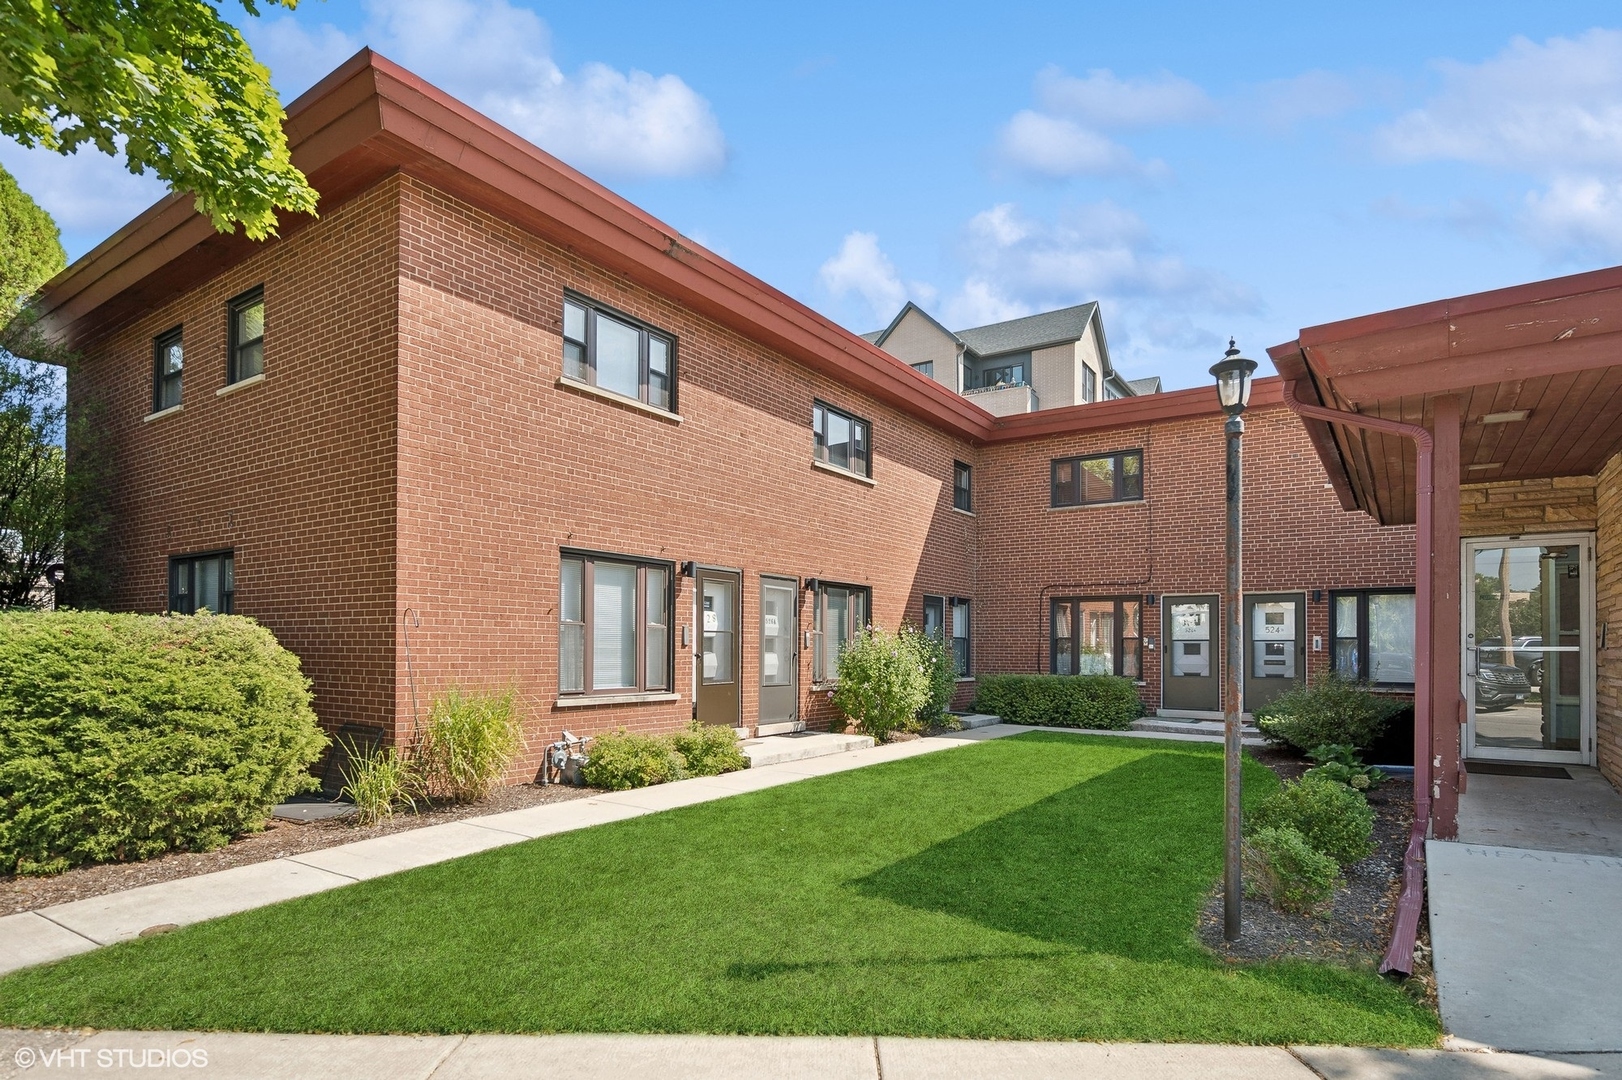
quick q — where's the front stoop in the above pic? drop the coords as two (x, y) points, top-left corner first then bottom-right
(953, 713), (1000, 730)
(1133, 717), (1263, 739)
(739, 732), (874, 767)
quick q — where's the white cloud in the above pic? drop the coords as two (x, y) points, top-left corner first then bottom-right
(1373, 28), (1622, 259)
(1239, 70), (1367, 131)
(994, 111), (1165, 180)
(1034, 66), (1214, 128)
(249, 0), (727, 179)
(0, 138), (170, 257)
(818, 232), (937, 325)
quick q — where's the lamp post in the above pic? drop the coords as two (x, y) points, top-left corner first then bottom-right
(1210, 338), (1256, 942)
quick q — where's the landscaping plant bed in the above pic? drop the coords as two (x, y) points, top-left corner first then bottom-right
(0, 783), (597, 918)
(1197, 746), (1413, 968)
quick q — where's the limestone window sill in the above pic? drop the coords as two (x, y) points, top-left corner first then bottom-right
(812, 459), (876, 487)
(554, 691), (680, 708)
(216, 372), (266, 397)
(1046, 499), (1146, 512)
(556, 375), (682, 424)
(951, 507), (976, 517)
(142, 403), (183, 424)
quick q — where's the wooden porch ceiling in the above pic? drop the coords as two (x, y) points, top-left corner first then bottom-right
(1270, 266), (1622, 526)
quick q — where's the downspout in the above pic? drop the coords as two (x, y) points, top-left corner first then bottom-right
(1280, 380), (1433, 978)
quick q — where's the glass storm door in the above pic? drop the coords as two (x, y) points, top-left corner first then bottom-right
(1244, 593), (1306, 715)
(1161, 595), (1221, 714)
(758, 576), (799, 735)
(1464, 535), (1594, 764)
(696, 569), (742, 729)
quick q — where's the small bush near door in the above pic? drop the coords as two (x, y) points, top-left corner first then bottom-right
(1252, 676), (1405, 753)
(1248, 776), (1376, 867)
(971, 674), (1144, 729)
(416, 688), (525, 803)
(0, 611), (326, 875)
(1243, 825), (1342, 914)
(907, 625), (959, 730)
(830, 626), (931, 743)
(580, 722), (747, 790)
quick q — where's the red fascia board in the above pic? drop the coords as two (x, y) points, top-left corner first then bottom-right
(983, 377), (1284, 444)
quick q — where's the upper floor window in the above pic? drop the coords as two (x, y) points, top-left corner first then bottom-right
(152, 327), (183, 412)
(1332, 589), (1416, 686)
(953, 461), (972, 512)
(1051, 596), (1141, 678)
(812, 401), (870, 478)
(911, 361), (934, 378)
(1051, 449), (1143, 507)
(559, 552), (671, 696)
(1082, 365), (1097, 403)
(228, 287), (265, 384)
(813, 581), (869, 683)
(563, 294), (675, 411)
(978, 362), (1025, 389)
(169, 551), (234, 614)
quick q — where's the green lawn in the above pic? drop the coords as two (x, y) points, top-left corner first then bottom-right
(0, 733), (1439, 1044)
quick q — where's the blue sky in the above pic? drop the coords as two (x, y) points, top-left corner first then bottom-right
(7, 1), (1622, 390)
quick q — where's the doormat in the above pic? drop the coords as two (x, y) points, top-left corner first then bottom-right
(1464, 760), (1572, 779)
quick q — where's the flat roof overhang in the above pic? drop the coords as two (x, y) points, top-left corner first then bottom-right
(1269, 265), (1622, 525)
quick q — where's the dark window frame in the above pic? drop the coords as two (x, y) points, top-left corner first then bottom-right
(953, 461), (972, 512)
(950, 596), (971, 677)
(152, 325), (183, 412)
(911, 361), (934, 378)
(1050, 596), (1143, 679)
(1330, 587), (1417, 687)
(168, 550), (235, 614)
(812, 400), (873, 478)
(1051, 449), (1144, 507)
(561, 291), (678, 413)
(1082, 365), (1097, 403)
(812, 580), (871, 684)
(558, 549), (675, 697)
(227, 286), (265, 385)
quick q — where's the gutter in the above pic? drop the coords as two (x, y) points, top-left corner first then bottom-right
(1279, 380), (1432, 978)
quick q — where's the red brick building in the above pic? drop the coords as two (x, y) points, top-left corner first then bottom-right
(43, 52), (1420, 782)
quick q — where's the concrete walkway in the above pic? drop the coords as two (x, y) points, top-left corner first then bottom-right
(0, 721), (1240, 978)
(1, 1031), (1618, 1080)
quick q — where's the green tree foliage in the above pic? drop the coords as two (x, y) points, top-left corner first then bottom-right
(0, 162), (64, 321)
(0, 0), (319, 240)
(0, 351), (65, 607)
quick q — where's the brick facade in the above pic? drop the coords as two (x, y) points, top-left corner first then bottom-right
(1461, 476), (1598, 536)
(1596, 454), (1622, 788)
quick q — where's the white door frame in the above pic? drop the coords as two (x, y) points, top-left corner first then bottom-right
(1461, 532), (1595, 765)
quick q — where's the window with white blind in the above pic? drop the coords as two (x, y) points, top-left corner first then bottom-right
(559, 552), (671, 696)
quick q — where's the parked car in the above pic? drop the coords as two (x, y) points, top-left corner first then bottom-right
(1479, 636), (1543, 687)
(1474, 661), (1531, 710)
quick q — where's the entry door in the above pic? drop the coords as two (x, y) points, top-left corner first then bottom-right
(1244, 593), (1307, 714)
(695, 568), (742, 729)
(758, 576), (799, 735)
(1464, 536), (1594, 764)
(1162, 595), (1221, 714)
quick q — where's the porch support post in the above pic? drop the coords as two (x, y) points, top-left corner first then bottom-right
(1430, 395), (1463, 839)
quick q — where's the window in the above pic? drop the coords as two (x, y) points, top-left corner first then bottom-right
(562, 294), (675, 411)
(812, 401), (871, 478)
(1331, 589), (1415, 685)
(1082, 365), (1097, 403)
(978, 362), (1026, 388)
(169, 551), (234, 614)
(953, 461), (972, 512)
(950, 597), (971, 677)
(152, 327), (183, 412)
(1051, 450), (1143, 507)
(813, 581), (869, 683)
(911, 361), (934, 378)
(227, 287), (264, 384)
(559, 552), (672, 695)
(923, 594), (944, 640)
(1051, 597), (1142, 678)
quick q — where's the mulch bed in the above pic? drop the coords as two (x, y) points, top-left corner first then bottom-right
(0, 782), (597, 918)
(1198, 746), (1420, 974)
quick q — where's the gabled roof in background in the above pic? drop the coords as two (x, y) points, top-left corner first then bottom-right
(866, 300), (962, 351)
(1128, 376), (1162, 395)
(954, 302), (1098, 356)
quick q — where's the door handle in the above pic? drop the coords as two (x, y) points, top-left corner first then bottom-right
(1465, 634), (1478, 677)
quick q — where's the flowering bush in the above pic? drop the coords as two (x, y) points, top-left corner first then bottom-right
(905, 624), (959, 730)
(830, 626), (931, 743)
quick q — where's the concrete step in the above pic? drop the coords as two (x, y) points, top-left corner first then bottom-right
(1133, 717), (1262, 737)
(952, 713), (1000, 729)
(739, 731), (874, 767)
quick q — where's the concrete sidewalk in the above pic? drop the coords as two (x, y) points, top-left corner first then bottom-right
(0, 1031), (1617, 1080)
(0, 721), (1239, 978)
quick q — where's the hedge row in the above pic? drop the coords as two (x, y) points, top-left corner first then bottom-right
(971, 673), (1144, 729)
(0, 611), (327, 875)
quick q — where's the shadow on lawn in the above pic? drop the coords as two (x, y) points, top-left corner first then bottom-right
(850, 746), (1226, 963)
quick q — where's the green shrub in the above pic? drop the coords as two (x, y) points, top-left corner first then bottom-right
(830, 626), (931, 743)
(341, 745), (417, 826)
(1304, 743), (1385, 791)
(971, 674), (1144, 729)
(1243, 825), (1342, 914)
(906, 625), (959, 731)
(1249, 777), (1376, 867)
(416, 687), (524, 803)
(1253, 676), (1405, 752)
(579, 728), (688, 790)
(670, 721), (749, 776)
(0, 611), (326, 875)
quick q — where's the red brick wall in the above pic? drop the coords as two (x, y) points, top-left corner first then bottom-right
(975, 406), (1417, 712)
(69, 179), (402, 735)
